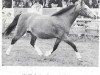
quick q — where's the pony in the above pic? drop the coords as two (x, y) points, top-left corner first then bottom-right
(4, 0), (96, 61)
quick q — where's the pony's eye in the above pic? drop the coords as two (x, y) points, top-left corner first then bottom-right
(84, 8), (87, 10)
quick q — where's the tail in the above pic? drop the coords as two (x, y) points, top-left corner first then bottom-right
(3, 14), (21, 35)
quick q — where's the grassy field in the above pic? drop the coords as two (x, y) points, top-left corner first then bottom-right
(2, 35), (99, 66)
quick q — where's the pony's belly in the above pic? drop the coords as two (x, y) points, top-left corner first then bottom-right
(37, 32), (56, 39)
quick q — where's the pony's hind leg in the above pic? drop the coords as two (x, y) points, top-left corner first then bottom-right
(30, 35), (37, 48)
(29, 32), (43, 56)
(63, 35), (82, 60)
(6, 26), (26, 55)
(6, 36), (21, 55)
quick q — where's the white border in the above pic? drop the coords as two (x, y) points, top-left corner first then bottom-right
(1, 67), (100, 75)
(0, 0), (100, 75)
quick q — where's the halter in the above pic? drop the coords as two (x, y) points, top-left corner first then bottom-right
(72, 3), (78, 14)
(78, 5), (92, 17)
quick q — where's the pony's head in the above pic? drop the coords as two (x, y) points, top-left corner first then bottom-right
(75, 0), (97, 19)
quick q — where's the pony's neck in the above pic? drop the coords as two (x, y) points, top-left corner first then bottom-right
(69, 11), (79, 25)
(60, 6), (79, 25)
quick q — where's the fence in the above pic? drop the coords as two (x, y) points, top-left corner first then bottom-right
(69, 19), (99, 36)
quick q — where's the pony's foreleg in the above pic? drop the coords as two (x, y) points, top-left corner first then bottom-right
(45, 38), (61, 56)
(63, 36), (82, 60)
(29, 32), (43, 56)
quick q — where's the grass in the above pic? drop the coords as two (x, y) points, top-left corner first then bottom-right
(2, 35), (99, 66)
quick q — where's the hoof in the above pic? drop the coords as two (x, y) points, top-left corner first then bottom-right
(77, 58), (82, 61)
(75, 52), (82, 59)
(77, 58), (83, 65)
(34, 45), (43, 56)
(45, 51), (52, 56)
(6, 51), (10, 55)
(37, 52), (43, 56)
(77, 58), (83, 63)
(5, 45), (13, 55)
(45, 49), (53, 56)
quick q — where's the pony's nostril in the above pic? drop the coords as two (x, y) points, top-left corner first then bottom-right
(94, 15), (96, 19)
(94, 15), (97, 19)
(92, 15), (96, 19)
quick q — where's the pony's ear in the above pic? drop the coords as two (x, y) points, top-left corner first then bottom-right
(80, 0), (84, 6)
(75, 0), (84, 5)
(77, 0), (84, 6)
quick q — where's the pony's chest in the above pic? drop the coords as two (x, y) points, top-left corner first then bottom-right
(51, 18), (71, 33)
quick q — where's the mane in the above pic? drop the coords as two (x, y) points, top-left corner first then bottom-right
(52, 5), (75, 16)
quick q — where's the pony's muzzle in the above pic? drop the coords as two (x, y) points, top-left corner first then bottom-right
(91, 15), (97, 19)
